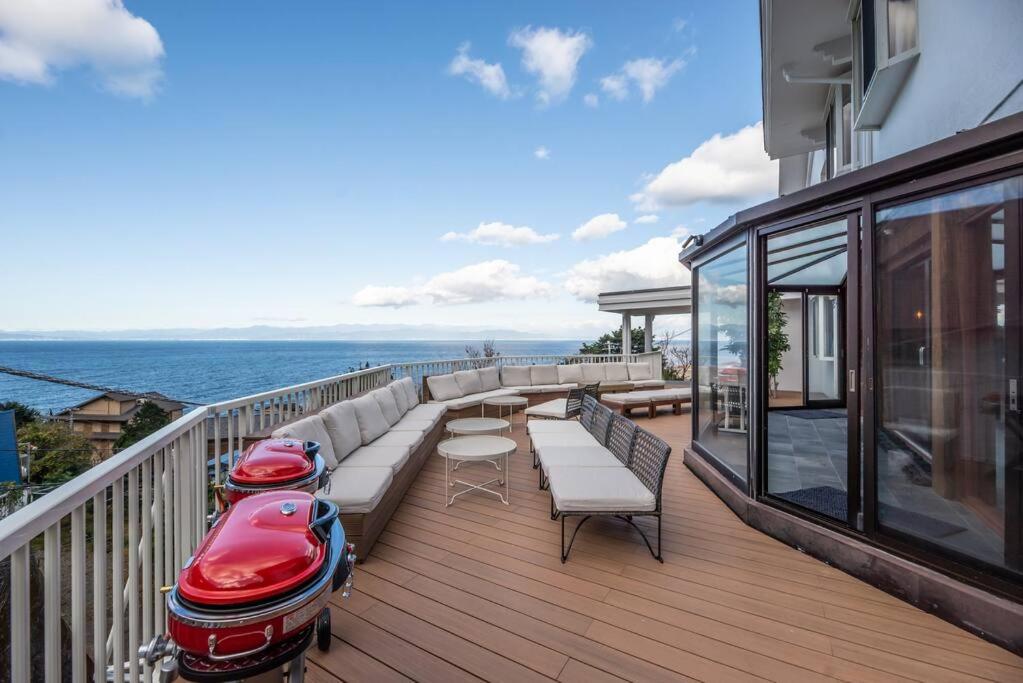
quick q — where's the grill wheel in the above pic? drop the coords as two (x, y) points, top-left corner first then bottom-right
(316, 607), (332, 652)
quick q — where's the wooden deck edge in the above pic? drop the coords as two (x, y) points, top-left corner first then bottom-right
(683, 446), (1023, 657)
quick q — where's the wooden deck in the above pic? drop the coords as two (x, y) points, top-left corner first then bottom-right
(308, 410), (1023, 682)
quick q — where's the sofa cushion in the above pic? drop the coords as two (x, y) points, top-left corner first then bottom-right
(371, 388), (401, 426)
(319, 401), (362, 462)
(627, 363), (653, 380)
(318, 466), (392, 514)
(604, 363), (630, 381)
(547, 466), (656, 512)
(388, 381), (410, 415)
(529, 365), (559, 386)
(501, 365), (531, 387)
(339, 445), (409, 473)
(478, 366), (501, 391)
(631, 379), (666, 388)
(427, 374), (462, 401)
(556, 364), (583, 384)
(580, 364), (606, 382)
(399, 377), (419, 406)
(530, 384), (568, 393)
(406, 404), (447, 422)
(371, 430), (424, 450)
(391, 418), (434, 432)
(527, 419), (588, 435)
(524, 398), (568, 419)
(531, 431), (603, 451)
(538, 445), (624, 473)
(453, 370), (483, 396)
(351, 394), (391, 445)
(271, 415), (338, 469)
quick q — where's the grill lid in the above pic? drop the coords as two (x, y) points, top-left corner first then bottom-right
(177, 491), (328, 606)
(229, 439), (319, 486)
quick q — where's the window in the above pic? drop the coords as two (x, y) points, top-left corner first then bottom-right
(887, 0), (918, 58)
(825, 85), (854, 178)
(862, 0), (877, 90)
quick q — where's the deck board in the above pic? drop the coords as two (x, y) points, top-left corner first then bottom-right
(310, 408), (1023, 682)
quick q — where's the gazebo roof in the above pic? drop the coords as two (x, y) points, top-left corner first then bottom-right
(597, 285), (692, 317)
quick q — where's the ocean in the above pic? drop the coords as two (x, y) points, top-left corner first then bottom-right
(0, 340), (583, 413)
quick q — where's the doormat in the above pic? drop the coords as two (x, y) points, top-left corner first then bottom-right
(772, 409), (846, 420)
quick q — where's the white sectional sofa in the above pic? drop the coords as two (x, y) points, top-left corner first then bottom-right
(423, 362), (665, 419)
(268, 376), (446, 559)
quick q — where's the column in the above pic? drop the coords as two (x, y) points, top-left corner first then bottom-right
(621, 313), (631, 356)
(644, 314), (654, 352)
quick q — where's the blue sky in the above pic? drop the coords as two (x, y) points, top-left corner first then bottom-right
(0, 1), (774, 338)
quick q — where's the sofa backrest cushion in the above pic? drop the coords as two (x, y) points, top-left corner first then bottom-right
(557, 364), (583, 384)
(399, 377), (419, 406)
(580, 363), (606, 382)
(501, 365), (531, 387)
(604, 363), (630, 381)
(319, 401), (362, 461)
(453, 369), (483, 396)
(529, 365), (559, 386)
(427, 374), (462, 401)
(478, 366), (501, 391)
(627, 362), (653, 380)
(371, 387), (401, 426)
(271, 415), (338, 469)
(388, 381), (409, 414)
(350, 394), (391, 445)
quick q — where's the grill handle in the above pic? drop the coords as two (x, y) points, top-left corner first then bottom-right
(309, 499), (338, 543)
(304, 440), (321, 460)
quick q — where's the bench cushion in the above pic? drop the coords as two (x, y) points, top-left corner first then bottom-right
(320, 401), (362, 462)
(478, 366), (501, 391)
(601, 392), (649, 406)
(580, 364), (606, 382)
(547, 466), (656, 512)
(501, 365), (531, 387)
(351, 394), (391, 445)
(431, 388), (518, 410)
(627, 363), (653, 380)
(388, 381), (410, 415)
(399, 377), (419, 406)
(271, 415), (339, 469)
(524, 398), (568, 419)
(531, 431), (603, 450)
(318, 466), (392, 514)
(631, 379), (667, 388)
(527, 420), (588, 435)
(427, 374), (462, 401)
(340, 445), (409, 473)
(604, 363), (630, 381)
(370, 429), (424, 451)
(371, 388), (401, 426)
(453, 370), (483, 396)
(556, 364), (583, 384)
(529, 365), (559, 386)
(539, 445), (624, 472)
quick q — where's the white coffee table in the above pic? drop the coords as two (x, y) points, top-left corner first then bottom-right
(446, 417), (510, 436)
(438, 435), (516, 506)
(482, 395), (529, 429)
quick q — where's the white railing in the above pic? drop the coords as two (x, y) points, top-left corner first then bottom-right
(391, 352), (650, 397)
(0, 364), (392, 683)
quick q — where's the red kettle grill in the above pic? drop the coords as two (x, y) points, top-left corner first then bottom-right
(219, 439), (328, 509)
(142, 490), (356, 682)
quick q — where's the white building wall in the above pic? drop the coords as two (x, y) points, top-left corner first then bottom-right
(874, 0), (1023, 161)
(774, 296), (803, 393)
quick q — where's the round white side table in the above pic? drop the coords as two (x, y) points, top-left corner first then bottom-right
(438, 435), (516, 506)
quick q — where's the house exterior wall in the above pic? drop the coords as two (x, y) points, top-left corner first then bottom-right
(875, 0), (1023, 161)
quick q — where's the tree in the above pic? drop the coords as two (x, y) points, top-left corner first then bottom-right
(16, 421), (94, 483)
(114, 401), (172, 452)
(579, 327), (651, 355)
(766, 291), (791, 396)
(0, 401), (40, 428)
(465, 339), (500, 368)
(659, 330), (692, 381)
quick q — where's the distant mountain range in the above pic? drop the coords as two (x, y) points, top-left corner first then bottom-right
(0, 322), (596, 342)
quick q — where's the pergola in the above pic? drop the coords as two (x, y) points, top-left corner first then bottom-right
(597, 285), (692, 354)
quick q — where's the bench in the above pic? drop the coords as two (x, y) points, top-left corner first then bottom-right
(600, 387), (692, 418)
(529, 395), (672, 562)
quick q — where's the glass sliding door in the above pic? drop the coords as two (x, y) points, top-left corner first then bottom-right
(695, 241), (749, 484)
(874, 175), (1022, 576)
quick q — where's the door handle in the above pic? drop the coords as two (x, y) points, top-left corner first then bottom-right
(1010, 378), (1018, 414)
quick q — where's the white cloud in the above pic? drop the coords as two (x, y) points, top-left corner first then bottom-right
(565, 237), (691, 302)
(533, 145), (550, 160)
(635, 214), (659, 225)
(601, 57), (683, 103)
(441, 221), (558, 247)
(572, 213), (627, 241)
(447, 42), (511, 99)
(0, 0), (164, 98)
(351, 285), (422, 308)
(583, 92), (598, 108)
(353, 260), (552, 307)
(631, 121), (777, 209)
(671, 224), (692, 239)
(509, 26), (591, 105)
(673, 18), (688, 33)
